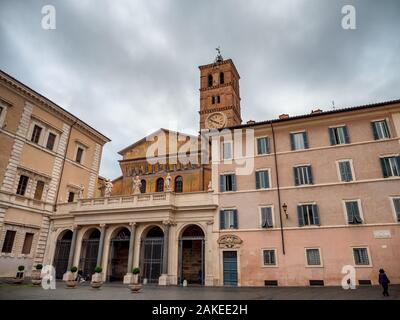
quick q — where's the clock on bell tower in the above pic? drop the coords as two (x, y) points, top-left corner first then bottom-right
(198, 50), (242, 130)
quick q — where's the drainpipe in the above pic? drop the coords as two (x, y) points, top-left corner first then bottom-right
(271, 121), (286, 254)
(53, 121), (77, 212)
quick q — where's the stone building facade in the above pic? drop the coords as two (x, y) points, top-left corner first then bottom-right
(0, 70), (110, 277)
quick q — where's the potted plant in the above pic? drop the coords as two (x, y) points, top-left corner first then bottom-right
(129, 267), (141, 293)
(31, 264), (43, 285)
(91, 266), (103, 289)
(13, 265), (25, 284)
(65, 266), (78, 288)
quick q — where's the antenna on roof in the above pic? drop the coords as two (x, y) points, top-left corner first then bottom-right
(332, 100), (335, 110)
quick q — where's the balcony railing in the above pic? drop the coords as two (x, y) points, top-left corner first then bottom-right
(55, 191), (216, 215)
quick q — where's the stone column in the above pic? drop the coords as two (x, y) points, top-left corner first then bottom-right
(64, 225), (79, 280)
(205, 220), (215, 286)
(159, 220), (171, 285)
(123, 222), (137, 284)
(96, 224), (107, 267)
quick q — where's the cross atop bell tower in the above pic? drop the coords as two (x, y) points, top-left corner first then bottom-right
(198, 50), (242, 130)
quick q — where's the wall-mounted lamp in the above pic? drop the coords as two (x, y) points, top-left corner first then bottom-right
(282, 203), (288, 219)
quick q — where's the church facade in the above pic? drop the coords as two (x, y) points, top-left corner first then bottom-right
(1, 54), (399, 287)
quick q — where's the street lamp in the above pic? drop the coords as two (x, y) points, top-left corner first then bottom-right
(282, 203), (288, 219)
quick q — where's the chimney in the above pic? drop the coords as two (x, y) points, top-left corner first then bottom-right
(279, 114), (289, 119)
(311, 108), (323, 114)
(246, 120), (256, 125)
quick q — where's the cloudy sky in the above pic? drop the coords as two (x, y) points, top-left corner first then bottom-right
(1, 0), (399, 178)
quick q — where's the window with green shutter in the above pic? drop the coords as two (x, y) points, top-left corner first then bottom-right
(256, 137), (270, 155)
(393, 198), (400, 222)
(371, 120), (390, 140)
(256, 170), (270, 189)
(338, 160), (353, 182)
(290, 132), (309, 150)
(220, 209), (238, 229)
(380, 156), (400, 177)
(261, 207), (273, 228)
(294, 165), (313, 185)
(220, 174), (236, 192)
(297, 204), (320, 226)
(329, 126), (350, 145)
(345, 201), (363, 224)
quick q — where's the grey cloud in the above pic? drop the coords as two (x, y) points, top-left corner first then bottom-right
(1, 0), (399, 178)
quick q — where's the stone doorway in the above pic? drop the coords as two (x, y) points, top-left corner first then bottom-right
(179, 225), (205, 285)
(53, 230), (72, 279)
(108, 228), (130, 282)
(140, 226), (164, 284)
(79, 229), (100, 280)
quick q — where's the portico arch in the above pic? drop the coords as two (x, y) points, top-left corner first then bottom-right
(178, 224), (205, 285)
(140, 225), (164, 284)
(107, 227), (130, 281)
(53, 229), (73, 279)
(79, 228), (100, 279)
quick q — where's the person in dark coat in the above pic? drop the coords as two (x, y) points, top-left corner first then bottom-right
(378, 269), (390, 296)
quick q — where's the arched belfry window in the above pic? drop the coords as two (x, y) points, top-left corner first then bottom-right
(156, 178), (164, 192)
(208, 74), (213, 87)
(220, 72), (224, 84)
(174, 176), (183, 193)
(140, 179), (146, 193)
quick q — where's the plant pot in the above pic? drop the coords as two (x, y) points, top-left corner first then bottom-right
(65, 280), (77, 288)
(12, 278), (24, 284)
(31, 270), (42, 285)
(91, 281), (103, 289)
(129, 283), (142, 293)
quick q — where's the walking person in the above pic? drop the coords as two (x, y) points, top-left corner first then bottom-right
(378, 269), (390, 297)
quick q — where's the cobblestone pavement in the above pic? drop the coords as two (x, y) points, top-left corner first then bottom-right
(0, 281), (399, 300)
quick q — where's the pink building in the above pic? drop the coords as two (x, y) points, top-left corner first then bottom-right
(214, 98), (400, 286)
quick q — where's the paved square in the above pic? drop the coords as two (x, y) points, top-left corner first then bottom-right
(0, 281), (399, 300)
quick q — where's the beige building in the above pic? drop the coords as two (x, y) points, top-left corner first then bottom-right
(0, 70), (110, 277)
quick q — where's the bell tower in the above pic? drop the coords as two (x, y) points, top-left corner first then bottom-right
(199, 50), (242, 130)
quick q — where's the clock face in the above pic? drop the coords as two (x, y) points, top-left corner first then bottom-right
(206, 112), (226, 129)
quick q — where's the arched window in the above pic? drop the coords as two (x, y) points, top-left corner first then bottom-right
(212, 96), (215, 104)
(140, 179), (146, 193)
(220, 72), (224, 84)
(174, 176), (183, 193)
(208, 74), (213, 87)
(156, 178), (164, 192)
(217, 95), (220, 103)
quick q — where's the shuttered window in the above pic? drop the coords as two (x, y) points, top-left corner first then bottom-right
(371, 120), (390, 140)
(338, 160), (353, 182)
(290, 132), (309, 150)
(329, 126), (350, 145)
(345, 201), (363, 224)
(256, 170), (270, 189)
(294, 165), (313, 185)
(393, 198), (400, 222)
(220, 174), (236, 192)
(261, 207), (273, 228)
(380, 156), (400, 177)
(297, 204), (320, 226)
(31, 125), (42, 144)
(219, 210), (238, 229)
(256, 137), (270, 155)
